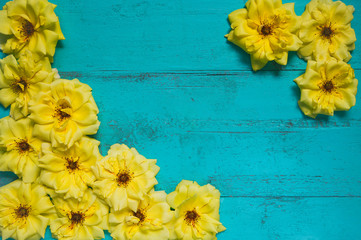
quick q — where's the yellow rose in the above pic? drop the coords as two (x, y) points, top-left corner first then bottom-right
(91, 144), (160, 212)
(0, 180), (56, 240)
(298, 0), (356, 62)
(0, 51), (54, 120)
(38, 137), (102, 200)
(294, 59), (358, 118)
(109, 190), (174, 240)
(29, 79), (100, 150)
(0, 0), (65, 61)
(0, 117), (43, 183)
(167, 180), (226, 240)
(50, 189), (109, 240)
(226, 0), (302, 71)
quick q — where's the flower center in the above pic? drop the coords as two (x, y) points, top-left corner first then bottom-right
(70, 211), (85, 225)
(15, 139), (32, 154)
(11, 78), (29, 94)
(14, 205), (30, 219)
(261, 25), (272, 36)
(321, 26), (333, 39)
(116, 169), (133, 187)
(54, 101), (72, 122)
(18, 141), (30, 151)
(133, 209), (146, 224)
(65, 157), (80, 172)
(323, 80), (334, 92)
(19, 18), (35, 40)
(185, 209), (200, 226)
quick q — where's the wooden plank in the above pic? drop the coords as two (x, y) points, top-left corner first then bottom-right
(219, 196), (361, 239)
(60, 70), (361, 120)
(0, 0), (354, 72)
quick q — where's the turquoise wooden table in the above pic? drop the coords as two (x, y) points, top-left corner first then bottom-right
(1, 0), (361, 239)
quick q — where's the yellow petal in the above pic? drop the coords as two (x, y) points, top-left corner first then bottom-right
(32, 123), (52, 142)
(22, 159), (40, 183)
(337, 26), (356, 46)
(274, 52), (288, 65)
(228, 9), (247, 28)
(29, 32), (47, 56)
(0, 10), (11, 35)
(245, 0), (259, 20)
(0, 88), (17, 107)
(72, 102), (99, 125)
(334, 89), (356, 110)
(110, 187), (128, 211)
(53, 20), (65, 40)
(6, 0), (30, 22)
(250, 53), (268, 71)
(332, 42), (351, 62)
(28, 215), (49, 238)
(42, 29), (59, 57)
(331, 1), (354, 25)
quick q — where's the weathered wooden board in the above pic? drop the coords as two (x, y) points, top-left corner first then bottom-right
(36, 0), (361, 71)
(0, 0), (360, 239)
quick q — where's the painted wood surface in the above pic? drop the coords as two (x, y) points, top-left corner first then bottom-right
(0, 0), (361, 239)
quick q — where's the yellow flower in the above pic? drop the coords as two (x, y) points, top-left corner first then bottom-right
(38, 137), (102, 200)
(0, 117), (43, 183)
(0, 51), (54, 120)
(0, 180), (56, 240)
(0, 0), (65, 61)
(29, 79), (100, 150)
(294, 59), (358, 118)
(167, 180), (226, 240)
(226, 0), (302, 71)
(91, 144), (160, 212)
(109, 190), (174, 240)
(298, 0), (356, 62)
(50, 189), (109, 240)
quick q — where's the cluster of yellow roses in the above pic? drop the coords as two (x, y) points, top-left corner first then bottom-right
(0, 0), (225, 240)
(226, 0), (358, 118)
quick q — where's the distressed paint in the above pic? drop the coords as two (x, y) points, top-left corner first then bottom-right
(0, 0), (361, 239)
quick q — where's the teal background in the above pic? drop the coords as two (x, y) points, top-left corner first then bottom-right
(1, 0), (361, 239)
